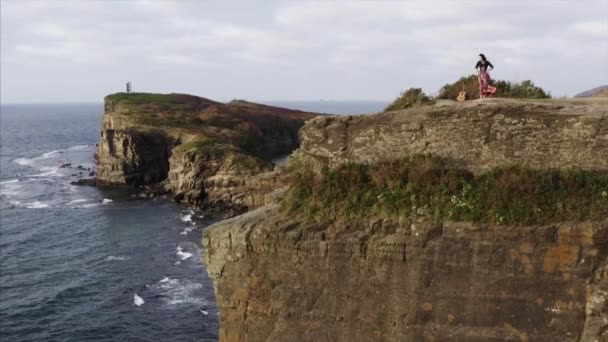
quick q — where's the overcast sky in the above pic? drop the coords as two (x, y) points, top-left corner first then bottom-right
(1, 0), (607, 103)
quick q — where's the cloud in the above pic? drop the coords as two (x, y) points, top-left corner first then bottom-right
(574, 20), (608, 37)
(1, 0), (607, 103)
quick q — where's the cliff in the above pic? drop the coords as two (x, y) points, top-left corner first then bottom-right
(575, 86), (608, 98)
(94, 93), (319, 211)
(203, 98), (608, 341)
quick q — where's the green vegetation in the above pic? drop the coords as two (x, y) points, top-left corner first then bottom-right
(384, 88), (434, 111)
(282, 155), (608, 225)
(105, 92), (203, 112)
(437, 75), (551, 100)
(175, 138), (238, 158)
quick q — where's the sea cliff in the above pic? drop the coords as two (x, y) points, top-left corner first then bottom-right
(203, 98), (608, 341)
(93, 93), (318, 212)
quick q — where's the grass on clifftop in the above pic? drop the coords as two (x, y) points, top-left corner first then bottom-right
(384, 88), (434, 111)
(437, 75), (551, 100)
(282, 155), (608, 225)
(105, 93), (205, 112)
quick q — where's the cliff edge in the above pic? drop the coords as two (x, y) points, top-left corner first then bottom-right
(94, 92), (319, 211)
(203, 98), (608, 341)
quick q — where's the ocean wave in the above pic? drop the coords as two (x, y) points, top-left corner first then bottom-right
(67, 198), (88, 204)
(67, 145), (93, 151)
(176, 246), (193, 260)
(25, 201), (50, 209)
(42, 150), (63, 158)
(179, 226), (194, 235)
(0, 179), (19, 185)
(13, 158), (36, 166)
(22, 167), (61, 178)
(12, 146), (93, 172)
(102, 198), (113, 204)
(150, 276), (207, 306)
(0, 181), (22, 196)
(180, 213), (193, 223)
(106, 255), (130, 261)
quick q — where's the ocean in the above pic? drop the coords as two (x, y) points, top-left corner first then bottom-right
(0, 101), (386, 342)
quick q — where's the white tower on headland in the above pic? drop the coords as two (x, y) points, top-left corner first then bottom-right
(126, 82), (132, 93)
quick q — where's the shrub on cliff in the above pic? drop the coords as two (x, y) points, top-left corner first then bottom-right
(437, 75), (551, 100)
(384, 88), (434, 111)
(282, 155), (608, 225)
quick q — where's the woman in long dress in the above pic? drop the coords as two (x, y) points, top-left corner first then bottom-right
(475, 54), (496, 99)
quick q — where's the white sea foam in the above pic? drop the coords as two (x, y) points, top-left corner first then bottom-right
(14, 149), (63, 167)
(25, 201), (50, 209)
(102, 198), (113, 204)
(180, 213), (193, 223)
(21, 166), (61, 178)
(41, 150), (63, 158)
(13, 158), (35, 166)
(200, 309), (209, 315)
(0, 182), (22, 197)
(180, 226), (194, 235)
(68, 198), (88, 204)
(106, 255), (130, 261)
(133, 293), (145, 306)
(176, 246), (192, 260)
(150, 277), (206, 306)
(67, 145), (92, 151)
(0, 179), (19, 185)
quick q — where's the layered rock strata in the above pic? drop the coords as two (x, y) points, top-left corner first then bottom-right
(203, 98), (608, 341)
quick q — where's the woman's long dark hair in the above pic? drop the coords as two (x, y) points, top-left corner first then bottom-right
(479, 53), (487, 61)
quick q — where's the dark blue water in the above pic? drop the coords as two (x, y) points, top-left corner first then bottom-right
(0, 104), (218, 342)
(0, 101), (386, 342)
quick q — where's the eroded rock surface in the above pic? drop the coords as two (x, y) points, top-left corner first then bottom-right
(204, 206), (607, 341)
(299, 99), (608, 173)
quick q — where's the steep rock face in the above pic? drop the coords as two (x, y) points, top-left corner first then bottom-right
(203, 98), (608, 341)
(299, 99), (608, 173)
(96, 128), (173, 186)
(204, 206), (607, 342)
(164, 147), (273, 208)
